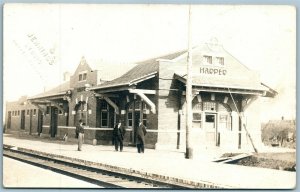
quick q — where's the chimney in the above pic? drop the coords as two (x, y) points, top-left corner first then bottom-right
(63, 72), (70, 81)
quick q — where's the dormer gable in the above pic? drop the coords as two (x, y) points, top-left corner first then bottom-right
(70, 56), (97, 89)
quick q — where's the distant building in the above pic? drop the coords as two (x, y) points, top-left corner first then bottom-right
(5, 42), (277, 152)
(262, 119), (296, 142)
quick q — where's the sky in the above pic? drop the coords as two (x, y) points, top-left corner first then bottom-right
(3, 4), (296, 122)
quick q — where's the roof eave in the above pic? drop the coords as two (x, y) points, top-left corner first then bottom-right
(89, 82), (130, 91)
(28, 92), (66, 101)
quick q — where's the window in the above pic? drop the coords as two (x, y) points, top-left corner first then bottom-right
(142, 113), (147, 126)
(127, 101), (148, 127)
(205, 114), (216, 129)
(46, 106), (50, 115)
(192, 103), (202, 128)
(135, 101), (141, 110)
(18, 111), (20, 116)
(127, 102), (134, 127)
(78, 71), (87, 81)
(101, 111), (108, 127)
(142, 103), (148, 126)
(83, 73), (87, 80)
(204, 55), (212, 64)
(203, 102), (216, 111)
(33, 109), (36, 116)
(100, 102), (108, 127)
(27, 110), (29, 115)
(128, 112), (133, 127)
(216, 57), (224, 65)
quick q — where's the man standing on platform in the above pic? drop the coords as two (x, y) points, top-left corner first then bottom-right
(136, 120), (147, 153)
(77, 119), (85, 151)
(113, 120), (126, 152)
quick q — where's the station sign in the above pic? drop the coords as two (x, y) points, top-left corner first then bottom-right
(200, 67), (227, 76)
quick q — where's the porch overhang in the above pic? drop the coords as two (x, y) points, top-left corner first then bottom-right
(28, 99), (67, 113)
(95, 93), (120, 115)
(194, 86), (266, 96)
(174, 72), (277, 97)
(28, 101), (48, 114)
(129, 89), (156, 114)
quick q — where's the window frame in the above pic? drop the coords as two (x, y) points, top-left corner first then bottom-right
(100, 101), (109, 128)
(203, 55), (212, 64)
(216, 57), (224, 65)
(192, 103), (202, 129)
(78, 71), (88, 82)
(46, 106), (50, 115)
(127, 102), (134, 127)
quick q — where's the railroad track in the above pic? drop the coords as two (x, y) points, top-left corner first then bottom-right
(3, 145), (189, 188)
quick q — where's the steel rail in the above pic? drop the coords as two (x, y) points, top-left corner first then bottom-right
(3, 146), (190, 188)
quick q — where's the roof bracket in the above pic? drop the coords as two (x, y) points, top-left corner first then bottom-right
(46, 100), (65, 113)
(28, 101), (47, 114)
(242, 96), (258, 111)
(134, 92), (156, 114)
(103, 96), (119, 115)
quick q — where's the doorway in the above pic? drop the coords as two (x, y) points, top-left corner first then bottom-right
(50, 107), (58, 138)
(205, 113), (218, 146)
(37, 110), (43, 135)
(20, 110), (25, 130)
(7, 111), (11, 129)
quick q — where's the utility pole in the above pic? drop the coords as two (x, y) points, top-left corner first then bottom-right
(185, 5), (193, 159)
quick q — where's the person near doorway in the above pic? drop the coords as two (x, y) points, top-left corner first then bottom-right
(113, 120), (126, 152)
(136, 120), (147, 153)
(77, 120), (85, 151)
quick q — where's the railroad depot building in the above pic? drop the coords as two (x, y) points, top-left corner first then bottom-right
(5, 43), (276, 152)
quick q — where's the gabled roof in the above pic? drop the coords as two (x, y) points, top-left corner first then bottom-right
(83, 58), (137, 84)
(171, 43), (275, 95)
(28, 81), (71, 100)
(90, 50), (186, 90)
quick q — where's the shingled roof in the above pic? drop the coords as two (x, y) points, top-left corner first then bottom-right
(90, 50), (186, 90)
(28, 81), (71, 100)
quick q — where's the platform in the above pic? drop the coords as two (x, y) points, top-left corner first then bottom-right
(2, 134), (296, 189)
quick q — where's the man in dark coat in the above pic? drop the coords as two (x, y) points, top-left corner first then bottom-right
(136, 120), (147, 153)
(113, 120), (126, 152)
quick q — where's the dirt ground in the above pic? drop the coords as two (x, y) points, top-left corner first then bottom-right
(235, 152), (296, 171)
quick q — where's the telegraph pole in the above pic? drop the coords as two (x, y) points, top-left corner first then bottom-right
(185, 5), (193, 159)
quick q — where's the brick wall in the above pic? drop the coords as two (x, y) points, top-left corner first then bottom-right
(5, 101), (40, 134)
(68, 90), (97, 127)
(156, 60), (182, 150)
